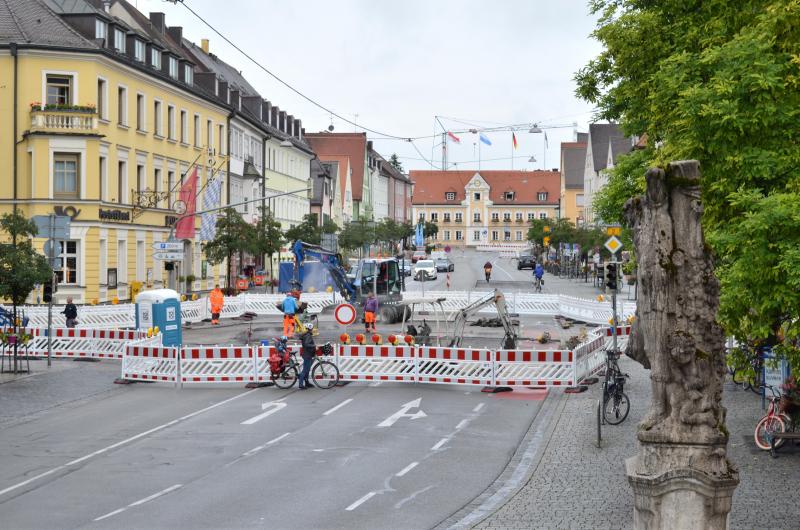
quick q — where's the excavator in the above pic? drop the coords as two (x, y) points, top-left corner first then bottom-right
(448, 289), (518, 349)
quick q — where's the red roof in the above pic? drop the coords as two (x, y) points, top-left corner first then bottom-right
(305, 133), (367, 201)
(410, 170), (560, 205)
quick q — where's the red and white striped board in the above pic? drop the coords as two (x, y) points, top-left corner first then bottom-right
(122, 343), (177, 382)
(180, 346), (256, 383)
(493, 348), (574, 387)
(336, 344), (416, 382)
(606, 326), (632, 336)
(416, 347), (493, 386)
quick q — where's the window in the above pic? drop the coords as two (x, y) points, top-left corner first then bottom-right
(184, 65), (193, 85)
(117, 240), (127, 283)
(55, 241), (78, 285)
(455, 212), (462, 223)
(206, 120), (213, 150)
(136, 164), (145, 194)
(516, 230), (523, 241)
(194, 115), (200, 146)
(167, 105), (175, 140)
(473, 230), (481, 240)
(218, 125), (225, 154)
(180, 110), (187, 143)
(151, 48), (161, 69)
(167, 171), (175, 208)
(455, 231), (463, 240)
(114, 29), (125, 53)
(492, 231), (498, 241)
(539, 212), (548, 219)
(134, 40), (145, 62)
(527, 212), (535, 221)
(491, 212), (499, 221)
(516, 212), (523, 221)
(154, 168), (162, 206)
(444, 231), (451, 240)
(136, 94), (145, 131)
(473, 192), (481, 201)
(117, 86), (127, 125)
(46, 75), (72, 105)
(443, 213), (451, 222)
(418, 212), (425, 221)
(430, 212), (438, 222)
(153, 100), (162, 136)
(538, 192), (548, 201)
(136, 240), (144, 281)
(445, 191), (456, 201)
(97, 78), (107, 119)
(95, 19), (107, 41)
(117, 160), (126, 204)
(503, 213), (511, 222)
(99, 156), (107, 201)
(99, 239), (107, 287)
(576, 194), (585, 206)
(504, 191), (515, 201)
(504, 230), (511, 241)
(54, 154), (79, 197)
(168, 56), (178, 79)
(473, 212), (481, 222)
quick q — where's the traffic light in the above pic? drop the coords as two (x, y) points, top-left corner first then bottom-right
(605, 263), (618, 291)
(43, 281), (54, 302)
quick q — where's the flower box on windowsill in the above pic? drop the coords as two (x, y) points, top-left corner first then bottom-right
(30, 109), (99, 134)
(30, 103), (97, 113)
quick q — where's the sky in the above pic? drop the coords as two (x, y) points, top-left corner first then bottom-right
(135, 0), (603, 173)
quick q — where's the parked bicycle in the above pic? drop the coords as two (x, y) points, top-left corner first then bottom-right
(602, 348), (630, 425)
(270, 340), (339, 389)
(754, 384), (797, 450)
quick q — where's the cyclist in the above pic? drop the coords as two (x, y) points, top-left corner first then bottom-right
(483, 261), (493, 283)
(280, 291), (298, 336)
(534, 262), (544, 292)
(299, 323), (316, 389)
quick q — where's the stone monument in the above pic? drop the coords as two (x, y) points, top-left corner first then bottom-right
(623, 161), (739, 529)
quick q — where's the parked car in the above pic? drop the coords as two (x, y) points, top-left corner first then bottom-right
(400, 261), (412, 277)
(435, 257), (454, 272)
(411, 250), (427, 263)
(413, 260), (437, 281)
(517, 255), (536, 270)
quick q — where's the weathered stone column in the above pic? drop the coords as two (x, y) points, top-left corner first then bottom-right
(623, 161), (739, 529)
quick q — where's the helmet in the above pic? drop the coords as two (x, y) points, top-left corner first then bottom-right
(306, 323), (314, 331)
(280, 336), (288, 342)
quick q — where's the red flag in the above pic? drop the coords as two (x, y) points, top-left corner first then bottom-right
(512, 132), (518, 150)
(447, 131), (461, 144)
(175, 167), (198, 239)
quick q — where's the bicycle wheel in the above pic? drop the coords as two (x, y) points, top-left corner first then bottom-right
(603, 391), (630, 425)
(754, 415), (786, 450)
(271, 364), (298, 389)
(311, 360), (340, 389)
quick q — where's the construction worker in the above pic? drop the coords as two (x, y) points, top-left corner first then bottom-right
(210, 284), (224, 325)
(281, 291), (299, 336)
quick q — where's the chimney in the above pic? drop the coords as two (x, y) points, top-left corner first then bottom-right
(200, 39), (209, 54)
(149, 12), (166, 33)
(102, 0), (111, 13)
(167, 26), (183, 43)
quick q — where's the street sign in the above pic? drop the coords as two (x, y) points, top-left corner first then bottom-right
(444, 245), (451, 253)
(334, 303), (357, 326)
(606, 226), (622, 236)
(32, 215), (70, 240)
(152, 241), (184, 251)
(153, 252), (185, 261)
(604, 236), (623, 255)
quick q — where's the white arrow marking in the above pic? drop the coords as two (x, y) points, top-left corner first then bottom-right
(241, 401), (287, 425)
(377, 397), (427, 428)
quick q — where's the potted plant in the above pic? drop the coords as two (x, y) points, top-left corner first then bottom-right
(184, 274), (196, 293)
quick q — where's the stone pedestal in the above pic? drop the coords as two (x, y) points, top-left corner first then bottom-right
(626, 454), (739, 530)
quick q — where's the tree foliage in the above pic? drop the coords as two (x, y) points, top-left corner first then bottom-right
(0, 211), (52, 307)
(423, 221), (438, 239)
(338, 217), (373, 252)
(388, 153), (404, 172)
(248, 205), (283, 261)
(527, 218), (606, 256)
(285, 214), (323, 245)
(203, 209), (251, 285)
(576, 0), (800, 362)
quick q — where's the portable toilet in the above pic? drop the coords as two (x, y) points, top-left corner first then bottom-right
(135, 289), (182, 346)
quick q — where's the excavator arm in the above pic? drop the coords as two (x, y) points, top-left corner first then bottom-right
(448, 289), (518, 349)
(291, 240), (357, 303)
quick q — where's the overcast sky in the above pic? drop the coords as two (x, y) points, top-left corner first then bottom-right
(136, 0), (603, 172)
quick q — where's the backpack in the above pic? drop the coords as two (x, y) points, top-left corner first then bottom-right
(268, 347), (289, 374)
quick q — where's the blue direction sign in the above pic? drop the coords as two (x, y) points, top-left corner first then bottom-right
(32, 215), (70, 240)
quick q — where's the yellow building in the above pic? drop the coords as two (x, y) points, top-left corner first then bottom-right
(1, 0), (233, 303)
(560, 134), (588, 225)
(409, 170), (561, 248)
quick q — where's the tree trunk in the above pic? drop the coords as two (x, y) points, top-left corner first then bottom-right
(624, 161), (738, 529)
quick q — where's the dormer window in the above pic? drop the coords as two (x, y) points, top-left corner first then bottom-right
(504, 191), (515, 201)
(184, 65), (193, 85)
(95, 19), (107, 41)
(169, 57), (179, 79)
(114, 29), (126, 53)
(538, 191), (548, 201)
(150, 48), (162, 69)
(134, 40), (146, 62)
(445, 191), (455, 201)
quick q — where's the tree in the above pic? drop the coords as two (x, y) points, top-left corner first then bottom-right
(203, 209), (251, 290)
(388, 153), (404, 173)
(321, 217), (339, 235)
(423, 221), (438, 239)
(0, 211), (52, 372)
(338, 217), (373, 254)
(285, 214), (322, 245)
(575, 0), (800, 364)
(248, 206), (283, 292)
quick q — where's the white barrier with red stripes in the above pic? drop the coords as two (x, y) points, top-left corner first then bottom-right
(494, 348), (574, 387)
(122, 336), (178, 383)
(3, 327), (148, 359)
(336, 345), (417, 383)
(180, 345), (256, 384)
(416, 346), (493, 386)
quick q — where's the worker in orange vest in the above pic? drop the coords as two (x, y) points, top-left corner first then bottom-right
(210, 284), (224, 325)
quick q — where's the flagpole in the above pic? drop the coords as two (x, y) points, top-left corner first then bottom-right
(511, 131), (514, 170)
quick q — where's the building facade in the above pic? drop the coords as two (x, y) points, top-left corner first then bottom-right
(410, 170), (560, 248)
(560, 132), (588, 225)
(582, 122), (633, 225)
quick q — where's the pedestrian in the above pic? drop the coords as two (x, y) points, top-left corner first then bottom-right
(298, 323), (316, 389)
(364, 291), (378, 333)
(209, 284), (224, 325)
(280, 291), (298, 336)
(62, 297), (78, 328)
(483, 261), (493, 283)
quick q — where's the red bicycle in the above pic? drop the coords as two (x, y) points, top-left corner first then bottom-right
(754, 385), (792, 450)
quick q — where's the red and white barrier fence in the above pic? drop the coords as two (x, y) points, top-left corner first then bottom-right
(122, 336), (177, 382)
(2, 327), (148, 360)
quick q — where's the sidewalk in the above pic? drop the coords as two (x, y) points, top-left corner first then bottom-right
(474, 356), (800, 529)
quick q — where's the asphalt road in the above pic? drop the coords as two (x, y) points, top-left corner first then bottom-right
(404, 249), (537, 293)
(0, 377), (545, 529)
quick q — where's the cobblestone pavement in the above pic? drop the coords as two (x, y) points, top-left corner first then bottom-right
(475, 356), (800, 530)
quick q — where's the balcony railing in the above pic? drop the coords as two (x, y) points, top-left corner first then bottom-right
(30, 109), (99, 134)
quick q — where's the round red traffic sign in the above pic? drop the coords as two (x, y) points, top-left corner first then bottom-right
(334, 303), (357, 326)
(444, 245), (451, 253)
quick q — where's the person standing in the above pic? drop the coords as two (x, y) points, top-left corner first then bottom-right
(209, 284), (224, 325)
(281, 291), (298, 336)
(62, 297), (78, 328)
(364, 292), (379, 333)
(298, 323), (316, 389)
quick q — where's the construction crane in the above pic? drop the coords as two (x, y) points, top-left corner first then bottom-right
(448, 289), (518, 349)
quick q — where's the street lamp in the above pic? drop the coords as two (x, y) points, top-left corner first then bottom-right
(529, 124), (542, 134)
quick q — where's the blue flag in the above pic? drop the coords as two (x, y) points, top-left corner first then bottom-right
(415, 222), (424, 246)
(479, 133), (492, 146)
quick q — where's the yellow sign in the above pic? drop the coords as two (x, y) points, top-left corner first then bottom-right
(543, 226), (551, 233)
(543, 236), (550, 246)
(606, 226), (622, 236)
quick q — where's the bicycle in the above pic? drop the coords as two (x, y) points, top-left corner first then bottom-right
(602, 348), (630, 425)
(534, 276), (543, 293)
(754, 385), (794, 450)
(271, 344), (339, 389)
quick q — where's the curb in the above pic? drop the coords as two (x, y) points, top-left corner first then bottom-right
(435, 389), (569, 529)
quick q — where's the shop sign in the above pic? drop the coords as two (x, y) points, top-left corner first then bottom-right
(54, 206), (81, 220)
(99, 209), (131, 222)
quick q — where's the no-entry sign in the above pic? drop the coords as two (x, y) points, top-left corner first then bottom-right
(334, 303), (357, 326)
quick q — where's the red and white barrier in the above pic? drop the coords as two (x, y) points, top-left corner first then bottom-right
(494, 349), (574, 387)
(336, 344), (416, 382)
(416, 346), (493, 386)
(3, 327), (148, 360)
(122, 337), (177, 382)
(180, 346), (255, 384)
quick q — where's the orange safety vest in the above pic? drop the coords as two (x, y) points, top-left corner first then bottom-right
(209, 289), (224, 313)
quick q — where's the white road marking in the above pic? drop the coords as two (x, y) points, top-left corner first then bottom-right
(241, 400), (288, 425)
(396, 462), (418, 477)
(346, 491), (376, 511)
(323, 398), (353, 416)
(369, 382), (382, 387)
(243, 432), (291, 457)
(0, 390), (257, 498)
(456, 419), (469, 430)
(394, 484), (436, 509)
(377, 397), (427, 428)
(473, 403), (485, 413)
(431, 437), (449, 450)
(94, 484), (182, 521)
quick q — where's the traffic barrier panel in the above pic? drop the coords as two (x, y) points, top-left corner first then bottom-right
(180, 345), (255, 384)
(493, 348), (574, 387)
(415, 346), (493, 386)
(336, 344), (416, 382)
(122, 337), (177, 382)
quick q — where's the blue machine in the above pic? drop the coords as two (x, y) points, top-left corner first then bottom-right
(135, 289), (182, 346)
